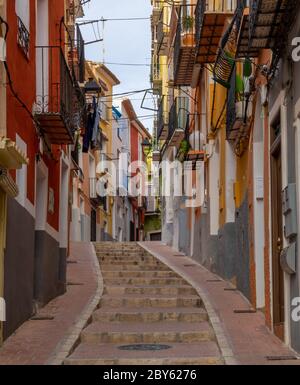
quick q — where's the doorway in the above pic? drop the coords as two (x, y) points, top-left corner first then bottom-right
(91, 209), (96, 242)
(270, 120), (285, 341)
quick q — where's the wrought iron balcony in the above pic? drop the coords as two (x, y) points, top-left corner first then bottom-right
(248, 0), (298, 52)
(34, 46), (84, 145)
(213, 1), (245, 88)
(157, 96), (168, 140)
(17, 17), (30, 57)
(168, 97), (189, 148)
(173, 4), (197, 86)
(75, 25), (85, 83)
(195, 0), (236, 64)
(185, 113), (205, 165)
(151, 55), (162, 95)
(157, 6), (170, 55)
(226, 68), (251, 148)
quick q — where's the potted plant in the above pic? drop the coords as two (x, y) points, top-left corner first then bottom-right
(235, 73), (244, 119)
(182, 15), (194, 46)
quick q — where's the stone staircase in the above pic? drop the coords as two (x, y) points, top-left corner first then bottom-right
(64, 243), (223, 365)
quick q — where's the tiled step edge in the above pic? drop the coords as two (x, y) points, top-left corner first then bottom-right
(138, 242), (237, 366)
(46, 242), (104, 365)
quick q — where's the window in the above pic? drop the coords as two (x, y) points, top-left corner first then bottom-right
(16, 0), (30, 57)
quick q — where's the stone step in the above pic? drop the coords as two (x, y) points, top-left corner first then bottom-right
(101, 270), (179, 278)
(93, 307), (208, 323)
(97, 251), (147, 256)
(99, 294), (202, 308)
(80, 321), (215, 344)
(98, 255), (154, 262)
(104, 285), (197, 296)
(99, 257), (157, 264)
(103, 277), (188, 286)
(100, 264), (169, 271)
(64, 342), (223, 365)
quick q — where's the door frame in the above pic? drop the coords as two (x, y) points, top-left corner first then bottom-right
(270, 134), (285, 340)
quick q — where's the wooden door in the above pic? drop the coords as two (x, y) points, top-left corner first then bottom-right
(270, 137), (285, 341)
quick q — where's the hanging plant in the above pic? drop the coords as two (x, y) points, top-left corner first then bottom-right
(243, 58), (252, 78)
(235, 73), (244, 102)
(182, 16), (194, 32)
(179, 139), (190, 154)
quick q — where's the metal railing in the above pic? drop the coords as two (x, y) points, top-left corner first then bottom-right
(168, 97), (189, 141)
(76, 24), (85, 83)
(17, 16), (30, 57)
(35, 46), (83, 136)
(226, 67), (237, 141)
(157, 96), (168, 139)
(157, 6), (170, 52)
(195, 0), (237, 43)
(174, 4), (196, 81)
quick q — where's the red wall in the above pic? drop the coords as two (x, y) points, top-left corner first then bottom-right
(130, 122), (139, 164)
(6, 0), (38, 205)
(6, 0), (67, 231)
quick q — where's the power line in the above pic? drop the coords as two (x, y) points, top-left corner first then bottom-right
(103, 62), (151, 67)
(100, 88), (152, 99)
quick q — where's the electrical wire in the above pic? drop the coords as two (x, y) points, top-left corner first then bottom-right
(100, 88), (152, 99)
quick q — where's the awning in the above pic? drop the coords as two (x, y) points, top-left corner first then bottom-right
(0, 168), (19, 198)
(0, 137), (28, 169)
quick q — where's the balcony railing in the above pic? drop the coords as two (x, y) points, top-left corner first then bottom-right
(151, 55), (162, 95)
(248, 0), (299, 66)
(173, 4), (196, 86)
(17, 17), (30, 57)
(213, 1), (245, 88)
(226, 67), (251, 151)
(75, 24), (85, 83)
(168, 97), (189, 147)
(157, 6), (170, 55)
(35, 46), (83, 144)
(195, 0), (236, 64)
(157, 96), (168, 140)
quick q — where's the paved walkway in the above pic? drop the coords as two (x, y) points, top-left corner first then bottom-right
(0, 242), (99, 365)
(140, 242), (300, 365)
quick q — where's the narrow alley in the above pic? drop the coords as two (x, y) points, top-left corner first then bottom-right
(0, 0), (300, 370)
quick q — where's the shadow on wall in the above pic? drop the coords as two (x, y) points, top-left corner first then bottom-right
(192, 194), (251, 301)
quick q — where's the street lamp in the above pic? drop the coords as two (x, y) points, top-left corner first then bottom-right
(84, 77), (101, 104)
(141, 137), (152, 157)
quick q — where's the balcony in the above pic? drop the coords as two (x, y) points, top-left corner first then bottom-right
(151, 56), (162, 95)
(236, 7), (259, 59)
(173, 4), (196, 86)
(195, 0), (236, 64)
(226, 68), (251, 149)
(75, 25), (85, 83)
(157, 96), (168, 140)
(17, 16), (30, 57)
(34, 46), (84, 145)
(185, 113), (205, 165)
(168, 97), (189, 148)
(248, 0), (298, 52)
(157, 7), (170, 55)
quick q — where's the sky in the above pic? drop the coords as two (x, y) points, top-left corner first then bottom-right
(78, 0), (154, 132)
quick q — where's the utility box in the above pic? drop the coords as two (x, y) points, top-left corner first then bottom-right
(282, 183), (297, 239)
(280, 242), (296, 275)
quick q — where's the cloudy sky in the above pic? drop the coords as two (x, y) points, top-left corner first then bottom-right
(79, 0), (154, 132)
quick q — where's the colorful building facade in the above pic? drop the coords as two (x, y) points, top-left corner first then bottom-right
(151, 0), (300, 352)
(0, 0), (85, 341)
